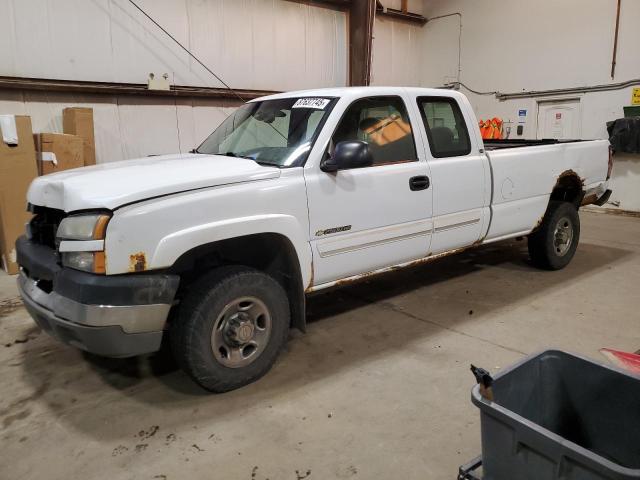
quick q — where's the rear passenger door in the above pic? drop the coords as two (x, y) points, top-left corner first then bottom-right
(415, 95), (489, 253)
(305, 95), (433, 286)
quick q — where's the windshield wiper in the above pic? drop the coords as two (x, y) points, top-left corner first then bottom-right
(221, 151), (252, 159)
(254, 160), (280, 168)
(221, 151), (279, 167)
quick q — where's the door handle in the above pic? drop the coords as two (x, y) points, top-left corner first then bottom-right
(409, 175), (430, 191)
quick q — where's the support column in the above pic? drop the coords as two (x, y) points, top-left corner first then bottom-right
(348, 0), (376, 86)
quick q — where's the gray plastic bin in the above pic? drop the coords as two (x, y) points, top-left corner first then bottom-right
(471, 350), (640, 480)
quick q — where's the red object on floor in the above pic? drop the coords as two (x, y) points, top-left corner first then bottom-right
(600, 348), (640, 374)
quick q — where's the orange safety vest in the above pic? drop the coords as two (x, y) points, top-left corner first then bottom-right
(479, 119), (490, 139)
(480, 117), (503, 139)
(490, 117), (503, 139)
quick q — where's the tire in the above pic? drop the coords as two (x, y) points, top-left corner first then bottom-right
(170, 266), (290, 392)
(528, 200), (580, 270)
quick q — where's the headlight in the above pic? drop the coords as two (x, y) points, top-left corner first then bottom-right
(57, 214), (110, 240)
(61, 251), (105, 272)
(57, 213), (110, 273)
(60, 250), (106, 274)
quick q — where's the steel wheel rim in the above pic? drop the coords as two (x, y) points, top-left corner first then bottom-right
(553, 216), (573, 257)
(211, 296), (272, 368)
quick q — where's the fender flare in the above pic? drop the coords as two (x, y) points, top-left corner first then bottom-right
(150, 214), (313, 288)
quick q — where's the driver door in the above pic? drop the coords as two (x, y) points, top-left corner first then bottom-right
(304, 95), (433, 287)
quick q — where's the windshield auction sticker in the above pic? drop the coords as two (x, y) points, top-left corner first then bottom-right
(293, 98), (330, 109)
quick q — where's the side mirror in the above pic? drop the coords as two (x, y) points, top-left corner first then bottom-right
(321, 140), (373, 172)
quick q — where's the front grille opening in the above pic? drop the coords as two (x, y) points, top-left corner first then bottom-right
(29, 206), (66, 248)
(36, 279), (53, 294)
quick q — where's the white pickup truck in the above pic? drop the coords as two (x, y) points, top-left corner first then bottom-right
(17, 87), (612, 392)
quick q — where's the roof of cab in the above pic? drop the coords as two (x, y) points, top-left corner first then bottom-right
(252, 86), (461, 102)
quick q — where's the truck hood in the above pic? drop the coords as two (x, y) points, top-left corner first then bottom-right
(27, 153), (281, 212)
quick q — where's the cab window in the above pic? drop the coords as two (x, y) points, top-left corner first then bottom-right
(332, 96), (417, 166)
(417, 96), (471, 158)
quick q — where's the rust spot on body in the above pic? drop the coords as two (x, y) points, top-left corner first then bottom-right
(532, 214), (545, 231)
(307, 258), (314, 291)
(550, 169), (586, 209)
(129, 252), (147, 272)
(306, 244), (479, 293)
(581, 193), (598, 206)
(557, 169), (585, 187)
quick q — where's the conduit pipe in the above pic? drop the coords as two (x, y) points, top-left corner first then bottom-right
(444, 78), (640, 101)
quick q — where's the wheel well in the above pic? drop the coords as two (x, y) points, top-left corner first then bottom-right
(550, 171), (584, 207)
(169, 233), (306, 332)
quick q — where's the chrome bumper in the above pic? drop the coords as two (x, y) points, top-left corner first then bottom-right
(18, 271), (170, 334)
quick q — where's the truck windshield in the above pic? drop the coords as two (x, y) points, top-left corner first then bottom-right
(196, 97), (337, 167)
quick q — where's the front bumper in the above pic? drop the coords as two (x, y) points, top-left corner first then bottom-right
(594, 188), (613, 206)
(16, 236), (179, 358)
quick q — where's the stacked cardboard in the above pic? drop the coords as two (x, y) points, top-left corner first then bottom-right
(34, 133), (84, 175)
(0, 108), (97, 274)
(0, 116), (38, 274)
(63, 107), (95, 166)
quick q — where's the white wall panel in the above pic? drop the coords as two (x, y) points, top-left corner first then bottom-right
(305, 3), (346, 90)
(417, 0), (640, 211)
(607, 154), (640, 212)
(108, 0), (193, 86)
(47, 0), (117, 81)
(416, 0), (640, 143)
(117, 98), (182, 158)
(1, 0), (115, 81)
(420, 14), (459, 88)
(371, 17), (421, 86)
(428, 0), (639, 93)
(187, 0), (265, 88)
(0, 0), (17, 76)
(0, 0), (348, 89)
(0, 90), (238, 164)
(421, 0), (640, 94)
(371, 18), (394, 85)
(0, 0), (348, 167)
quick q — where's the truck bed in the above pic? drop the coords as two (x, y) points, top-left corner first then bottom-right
(483, 138), (590, 150)
(482, 138), (610, 243)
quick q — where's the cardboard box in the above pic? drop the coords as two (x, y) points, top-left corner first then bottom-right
(362, 114), (412, 146)
(35, 133), (84, 175)
(0, 116), (38, 274)
(63, 107), (96, 166)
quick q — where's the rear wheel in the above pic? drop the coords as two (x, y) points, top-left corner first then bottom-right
(528, 201), (580, 270)
(171, 266), (290, 392)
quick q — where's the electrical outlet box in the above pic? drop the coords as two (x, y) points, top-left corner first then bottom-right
(147, 73), (171, 91)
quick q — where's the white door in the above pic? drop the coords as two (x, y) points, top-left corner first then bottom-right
(304, 95), (433, 286)
(536, 99), (581, 139)
(413, 95), (489, 254)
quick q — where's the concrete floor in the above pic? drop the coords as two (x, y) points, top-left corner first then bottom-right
(1, 210), (639, 480)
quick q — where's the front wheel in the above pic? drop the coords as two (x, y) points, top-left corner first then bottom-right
(171, 266), (290, 392)
(528, 200), (580, 270)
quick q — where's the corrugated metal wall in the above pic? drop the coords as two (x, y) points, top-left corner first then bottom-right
(0, 0), (347, 90)
(0, 0), (347, 162)
(375, 0), (640, 212)
(371, 17), (423, 87)
(0, 92), (242, 163)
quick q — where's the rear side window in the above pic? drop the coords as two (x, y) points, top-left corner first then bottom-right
(417, 97), (471, 158)
(332, 96), (417, 166)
